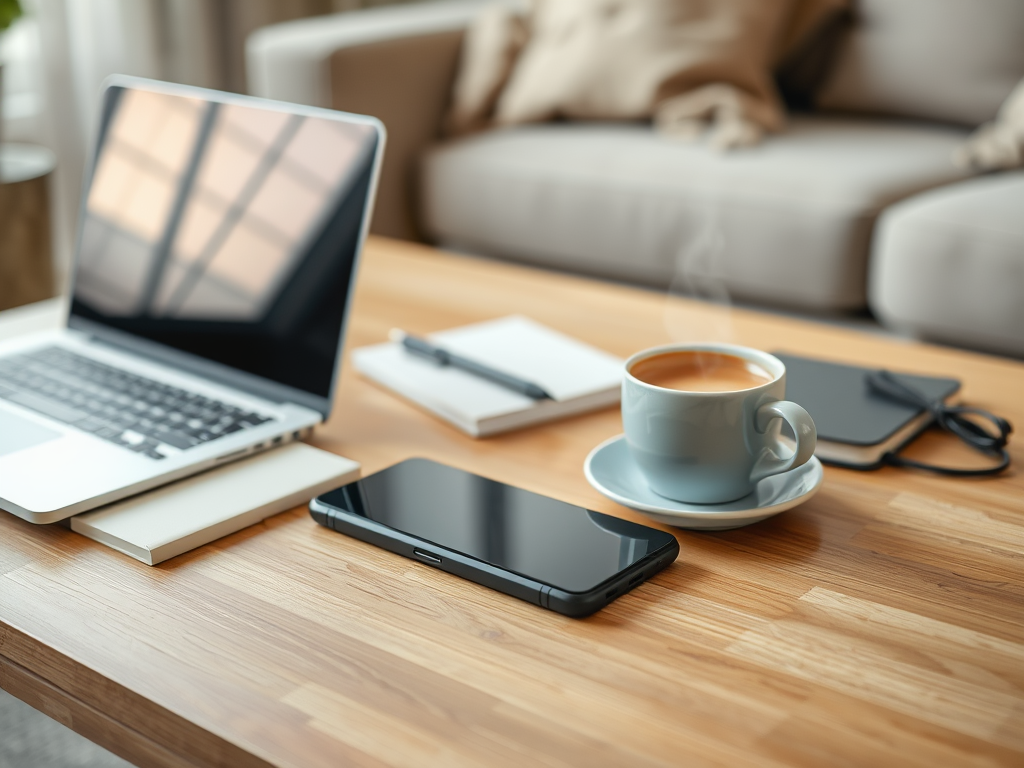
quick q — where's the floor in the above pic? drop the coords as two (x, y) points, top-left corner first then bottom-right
(0, 688), (133, 768)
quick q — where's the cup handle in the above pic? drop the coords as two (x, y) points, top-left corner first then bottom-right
(751, 400), (817, 483)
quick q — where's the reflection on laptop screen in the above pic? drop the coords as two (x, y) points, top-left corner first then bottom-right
(70, 84), (379, 401)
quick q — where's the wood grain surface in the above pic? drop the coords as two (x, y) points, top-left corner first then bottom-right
(1, 236), (1022, 768)
(0, 148), (55, 312)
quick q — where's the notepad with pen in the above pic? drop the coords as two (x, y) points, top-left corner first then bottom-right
(352, 316), (623, 437)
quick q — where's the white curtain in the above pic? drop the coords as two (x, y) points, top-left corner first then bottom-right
(9, 0), (166, 283)
(5, 0), (413, 286)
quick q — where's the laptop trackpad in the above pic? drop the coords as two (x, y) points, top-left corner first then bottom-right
(0, 410), (62, 457)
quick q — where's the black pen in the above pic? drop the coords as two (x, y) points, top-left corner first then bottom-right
(389, 329), (553, 400)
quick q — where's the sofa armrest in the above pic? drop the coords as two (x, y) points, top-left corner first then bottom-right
(247, 0), (495, 108)
(247, 0), (510, 239)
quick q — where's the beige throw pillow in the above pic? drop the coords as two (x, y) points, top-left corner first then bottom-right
(445, 0), (849, 145)
(492, 0), (794, 148)
(775, 0), (849, 64)
(446, 4), (529, 136)
(955, 79), (1024, 171)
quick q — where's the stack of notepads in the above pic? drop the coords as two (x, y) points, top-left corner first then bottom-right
(352, 316), (624, 437)
(72, 443), (360, 565)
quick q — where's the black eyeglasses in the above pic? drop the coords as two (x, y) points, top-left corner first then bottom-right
(865, 370), (1012, 477)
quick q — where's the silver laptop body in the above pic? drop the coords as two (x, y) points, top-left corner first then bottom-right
(0, 76), (384, 524)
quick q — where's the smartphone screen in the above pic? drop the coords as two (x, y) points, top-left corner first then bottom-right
(314, 459), (677, 600)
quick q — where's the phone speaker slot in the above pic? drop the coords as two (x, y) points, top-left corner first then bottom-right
(413, 549), (442, 564)
(628, 572), (644, 586)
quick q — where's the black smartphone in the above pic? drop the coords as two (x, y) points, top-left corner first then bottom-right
(310, 458), (679, 618)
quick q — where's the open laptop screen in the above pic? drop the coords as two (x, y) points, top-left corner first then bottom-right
(69, 82), (380, 404)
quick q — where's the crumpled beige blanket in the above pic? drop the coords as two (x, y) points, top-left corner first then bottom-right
(955, 78), (1024, 171)
(447, 0), (845, 149)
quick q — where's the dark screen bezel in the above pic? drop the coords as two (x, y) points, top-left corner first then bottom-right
(65, 76), (385, 418)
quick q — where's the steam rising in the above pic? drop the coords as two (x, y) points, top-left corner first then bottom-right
(664, 215), (735, 344)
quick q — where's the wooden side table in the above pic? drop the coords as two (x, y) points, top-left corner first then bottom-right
(0, 143), (56, 311)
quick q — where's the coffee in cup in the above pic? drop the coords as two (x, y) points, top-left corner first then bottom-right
(622, 343), (816, 504)
(629, 350), (774, 393)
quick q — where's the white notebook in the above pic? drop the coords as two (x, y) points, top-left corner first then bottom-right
(71, 443), (359, 565)
(352, 316), (624, 437)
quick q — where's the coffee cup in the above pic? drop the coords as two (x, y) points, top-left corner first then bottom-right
(622, 343), (816, 504)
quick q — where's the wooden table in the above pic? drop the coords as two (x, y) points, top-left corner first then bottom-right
(1, 237), (1022, 768)
(0, 143), (56, 312)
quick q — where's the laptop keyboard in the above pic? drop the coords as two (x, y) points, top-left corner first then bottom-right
(0, 347), (276, 460)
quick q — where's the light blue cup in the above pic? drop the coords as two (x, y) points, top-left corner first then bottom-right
(622, 343), (817, 504)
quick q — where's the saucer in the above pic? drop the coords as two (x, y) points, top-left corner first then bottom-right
(583, 435), (823, 530)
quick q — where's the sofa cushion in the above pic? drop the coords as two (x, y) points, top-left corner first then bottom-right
(421, 116), (971, 310)
(869, 173), (1024, 357)
(816, 0), (1024, 126)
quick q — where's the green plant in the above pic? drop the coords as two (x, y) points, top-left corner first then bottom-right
(0, 0), (22, 33)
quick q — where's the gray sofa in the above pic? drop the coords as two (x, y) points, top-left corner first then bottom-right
(870, 172), (1024, 357)
(248, 0), (1024, 356)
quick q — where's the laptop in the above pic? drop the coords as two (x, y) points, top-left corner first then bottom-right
(0, 76), (384, 524)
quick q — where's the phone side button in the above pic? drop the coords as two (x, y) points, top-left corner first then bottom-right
(413, 549), (443, 564)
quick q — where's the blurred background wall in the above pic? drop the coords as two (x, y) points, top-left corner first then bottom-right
(0, 0), (417, 284)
